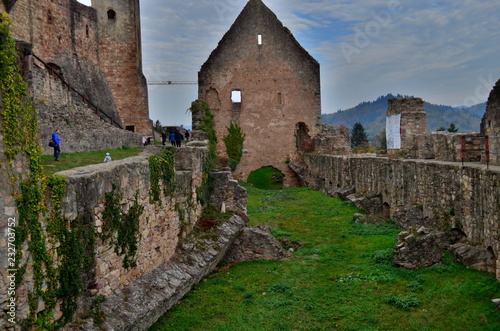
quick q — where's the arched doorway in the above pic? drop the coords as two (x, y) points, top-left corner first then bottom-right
(247, 166), (284, 190)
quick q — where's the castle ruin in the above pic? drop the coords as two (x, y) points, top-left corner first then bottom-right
(199, 0), (334, 186)
(3, 0), (500, 329)
(481, 78), (500, 165)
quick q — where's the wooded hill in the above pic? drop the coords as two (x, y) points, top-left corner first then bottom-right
(322, 94), (486, 141)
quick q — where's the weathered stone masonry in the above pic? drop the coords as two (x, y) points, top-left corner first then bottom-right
(199, 0), (324, 186)
(2, 0), (150, 134)
(481, 78), (500, 165)
(0, 140), (250, 329)
(295, 154), (500, 278)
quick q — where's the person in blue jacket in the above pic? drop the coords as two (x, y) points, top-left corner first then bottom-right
(169, 132), (176, 146)
(51, 129), (61, 161)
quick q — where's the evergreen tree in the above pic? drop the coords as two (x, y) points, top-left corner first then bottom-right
(351, 122), (368, 148)
(155, 119), (162, 131)
(223, 121), (245, 171)
(447, 123), (459, 133)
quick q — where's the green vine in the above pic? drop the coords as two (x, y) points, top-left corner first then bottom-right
(190, 99), (218, 206)
(1, 14), (88, 328)
(223, 121), (245, 171)
(47, 175), (87, 325)
(148, 146), (176, 203)
(102, 185), (144, 269)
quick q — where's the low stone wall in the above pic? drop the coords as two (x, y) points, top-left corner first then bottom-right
(66, 215), (246, 331)
(1, 141), (252, 329)
(294, 154), (500, 279)
(56, 146), (205, 300)
(414, 132), (484, 162)
(5, 146), (207, 327)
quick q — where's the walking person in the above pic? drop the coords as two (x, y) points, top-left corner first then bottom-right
(161, 131), (167, 146)
(185, 130), (190, 142)
(51, 129), (61, 161)
(175, 131), (183, 148)
(169, 132), (176, 146)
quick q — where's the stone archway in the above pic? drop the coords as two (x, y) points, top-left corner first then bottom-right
(247, 166), (284, 190)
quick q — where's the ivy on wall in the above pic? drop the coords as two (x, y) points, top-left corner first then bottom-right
(102, 184), (144, 269)
(148, 146), (176, 203)
(190, 99), (218, 206)
(1, 13), (88, 328)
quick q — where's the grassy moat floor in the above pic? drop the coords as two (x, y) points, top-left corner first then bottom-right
(151, 184), (500, 331)
(40, 149), (500, 330)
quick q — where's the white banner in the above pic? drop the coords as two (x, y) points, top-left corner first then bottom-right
(386, 114), (401, 149)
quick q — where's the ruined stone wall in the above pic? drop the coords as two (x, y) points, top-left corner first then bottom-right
(0, 145), (208, 329)
(199, 0), (322, 186)
(387, 97), (426, 157)
(298, 154), (500, 279)
(30, 56), (141, 154)
(386, 97), (486, 163)
(56, 147), (206, 300)
(0, 91), (32, 330)
(415, 132), (484, 162)
(481, 78), (500, 165)
(4, 0), (151, 135)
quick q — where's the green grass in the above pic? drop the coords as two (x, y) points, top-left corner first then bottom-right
(41, 146), (142, 175)
(150, 184), (500, 331)
(246, 166), (284, 190)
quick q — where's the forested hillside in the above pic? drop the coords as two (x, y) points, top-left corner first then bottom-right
(322, 94), (486, 140)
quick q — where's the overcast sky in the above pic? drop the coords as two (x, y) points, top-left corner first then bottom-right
(78, 0), (500, 127)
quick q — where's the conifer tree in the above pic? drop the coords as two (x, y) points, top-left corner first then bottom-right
(351, 122), (368, 147)
(447, 123), (459, 133)
(223, 121), (245, 171)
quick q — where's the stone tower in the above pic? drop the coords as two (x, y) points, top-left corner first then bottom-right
(92, 0), (150, 134)
(198, 0), (322, 186)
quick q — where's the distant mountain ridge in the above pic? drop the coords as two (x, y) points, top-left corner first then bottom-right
(322, 94), (486, 140)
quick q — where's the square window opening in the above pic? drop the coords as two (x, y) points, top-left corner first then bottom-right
(231, 90), (242, 103)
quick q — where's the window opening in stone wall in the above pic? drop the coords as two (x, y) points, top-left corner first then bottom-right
(126, 125), (135, 132)
(47, 9), (53, 24)
(86, 24), (89, 37)
(107, 9), (116, 20)
(277, 92), (282, 105)
(258, 34), (262, 45)
(231, 90), (242, 111)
